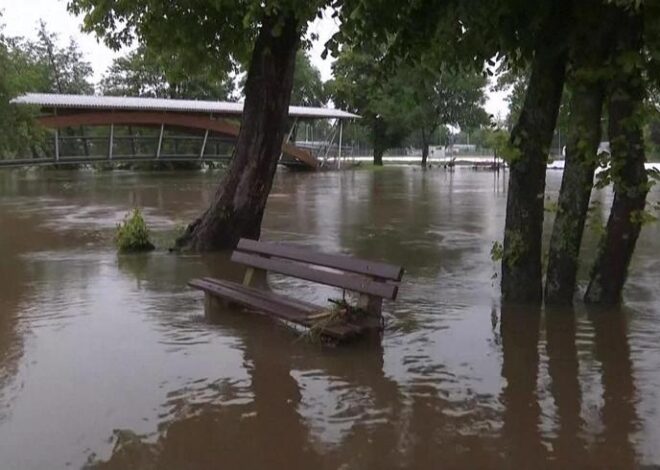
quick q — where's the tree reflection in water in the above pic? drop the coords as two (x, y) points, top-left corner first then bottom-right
(88, 300), (643, 469)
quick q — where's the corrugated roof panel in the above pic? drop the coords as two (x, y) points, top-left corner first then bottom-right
(10, 93), (360, 119)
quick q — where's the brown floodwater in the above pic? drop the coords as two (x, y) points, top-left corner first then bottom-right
(0, 166), (659, 469)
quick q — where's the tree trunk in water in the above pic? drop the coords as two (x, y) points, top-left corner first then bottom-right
(174, 12), (300, 251)
(373, 147), (384, 166)
(421, 128), (429, 168)
(372, 119), (385, 166)
(545, 2), (616, 305)
(501, 2), (570, 303)
(585, 9), (648, 304)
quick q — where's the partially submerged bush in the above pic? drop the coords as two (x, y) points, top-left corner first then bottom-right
(115, 208), (155, 253)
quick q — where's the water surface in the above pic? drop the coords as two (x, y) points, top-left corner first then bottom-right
(0, 167), (659, 469)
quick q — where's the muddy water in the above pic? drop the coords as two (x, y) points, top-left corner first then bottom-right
(0, 167), (659, 469)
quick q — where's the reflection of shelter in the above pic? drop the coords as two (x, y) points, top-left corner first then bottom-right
(8, 93), (359, 169)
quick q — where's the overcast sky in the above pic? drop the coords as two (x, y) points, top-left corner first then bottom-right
(1, 0), (508, 118)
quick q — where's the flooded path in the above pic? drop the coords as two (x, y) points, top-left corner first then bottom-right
(0, 167), (659, 469)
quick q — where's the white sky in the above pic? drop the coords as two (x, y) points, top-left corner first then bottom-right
(1, 0), (508, 117)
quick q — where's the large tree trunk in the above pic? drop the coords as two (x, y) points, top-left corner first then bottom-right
(501, 1), (570, 303)
(545, 2), (616, 305)
(174, 11), (300, 251)
(585, 8), (648, 304)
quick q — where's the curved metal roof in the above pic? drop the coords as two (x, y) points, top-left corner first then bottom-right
(11, 93), (360, 120)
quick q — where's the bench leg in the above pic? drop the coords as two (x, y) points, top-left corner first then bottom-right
(357, 294), (382, 316)
(243, 267), (268, 289)
(204, 292), (238, 315)
(204, 292), (226, 313)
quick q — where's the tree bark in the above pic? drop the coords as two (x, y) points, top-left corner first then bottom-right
(585, 8), (648, 304)
(501, 1), (570, 303)
(174, 11), (300, 251)
(545, 2), (616, 305)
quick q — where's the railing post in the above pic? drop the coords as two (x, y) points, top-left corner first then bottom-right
(156, 123), (164, 159)
(199, 129), (209, 160)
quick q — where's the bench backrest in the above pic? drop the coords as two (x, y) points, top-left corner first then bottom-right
(231, 239), (403, 300)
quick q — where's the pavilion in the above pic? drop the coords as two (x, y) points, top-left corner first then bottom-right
(8, 93), (359, 169)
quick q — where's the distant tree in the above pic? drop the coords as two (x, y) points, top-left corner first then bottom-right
(290, 50), (326, 107)
(329, 46), (411, 165)
(0, 19), (49, 159)
(35, 21), (93, 94)
(101, 45), (234, 100)
(404, 66), (488, 166)
(329, 45), (487, 167)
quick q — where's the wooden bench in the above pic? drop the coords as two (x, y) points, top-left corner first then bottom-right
(189, 239), (404, 341)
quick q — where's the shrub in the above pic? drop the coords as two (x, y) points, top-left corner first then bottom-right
(115, 208), (155, 253)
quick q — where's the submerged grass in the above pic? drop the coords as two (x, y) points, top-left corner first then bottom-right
(115, 208), (155, 253)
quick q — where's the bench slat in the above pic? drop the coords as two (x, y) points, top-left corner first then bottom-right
(231, 251), (399, 300)
(188, 278), (363, 340)
(190, 278), (312, 322)
(201, 277), (320, 312)
(237, 239), (403, 281)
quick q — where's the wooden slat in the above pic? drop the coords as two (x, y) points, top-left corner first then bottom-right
(199, 279), (367, 338)
(188, 278), (362, 340)
(201, 277), (320, 313)
(190, 278), (311, 321)
(230, 251), (398, 300)
(236, 239), (404, 281)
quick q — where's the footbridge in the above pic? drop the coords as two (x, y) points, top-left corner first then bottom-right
(5, 93), (358, 169)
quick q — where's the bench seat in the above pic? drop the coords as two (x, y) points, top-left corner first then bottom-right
(189, 277), (370, 340)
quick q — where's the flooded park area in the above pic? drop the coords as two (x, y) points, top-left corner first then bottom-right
(0, 166), (659, 469)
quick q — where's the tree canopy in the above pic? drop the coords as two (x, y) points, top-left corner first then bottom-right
(290, 50), (326, 107)
(0, 18), (93, 158)
(329, 43), (488, 164)
(69, 0), (330, 76)
(100, 45), (234, 100)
